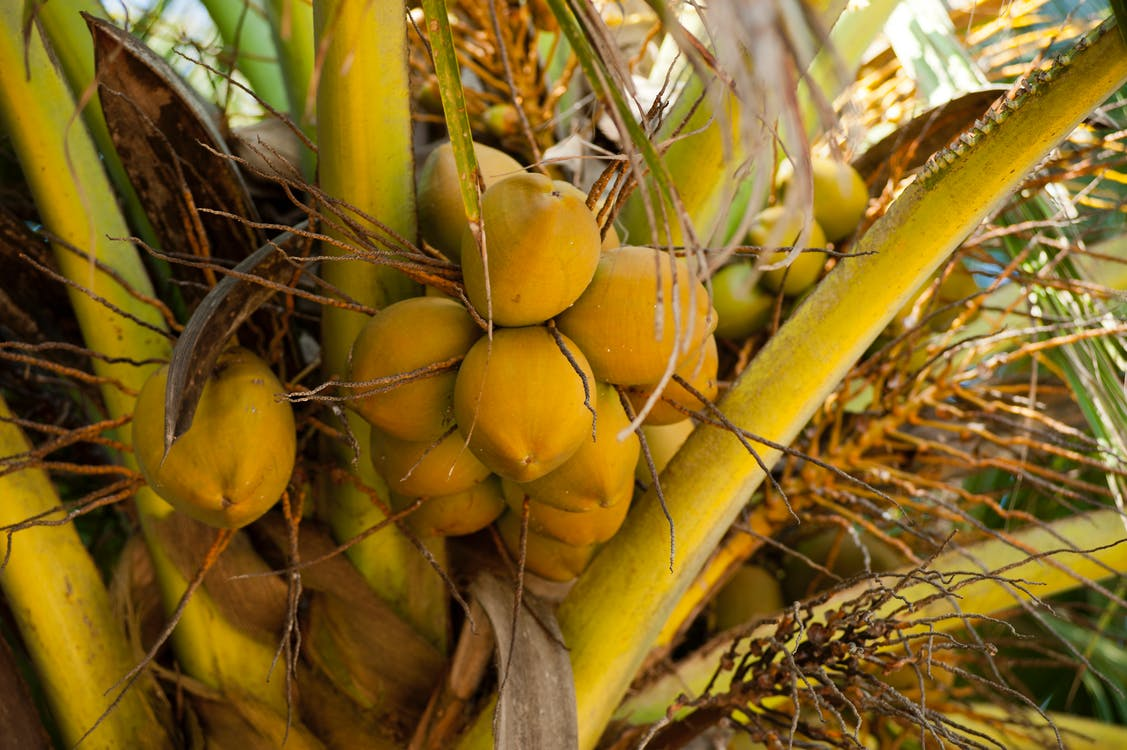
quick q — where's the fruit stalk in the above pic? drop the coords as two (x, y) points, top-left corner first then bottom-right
(0, 397), (172, 748)
(313, 0), (448, 649)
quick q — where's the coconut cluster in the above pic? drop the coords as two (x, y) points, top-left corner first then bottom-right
(711, 157), (870, 341)
(348, 142), (719, 581)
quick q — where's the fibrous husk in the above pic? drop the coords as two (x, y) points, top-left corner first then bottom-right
(349, 297), (482, 442)
(132, 347), (295, 529)
(460, 173), (601, 326)
(556, 246), (714, 386)
(148, 512), (288, 641)
(453, 326), (596, 482)
(252, 517), (444, 722)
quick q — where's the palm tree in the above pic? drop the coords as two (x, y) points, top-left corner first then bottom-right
(1, 0), (1125, 747)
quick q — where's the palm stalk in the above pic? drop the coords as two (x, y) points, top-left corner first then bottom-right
(0, 1), (291, 714)
(200, 0), (291, 114)
(34, 0), (165, 263)
(420, 0), (482, 238)
(460, 17), (1127, 749)
(312, 0), (447, 650)
(263, 0), (315, 143)
(0, 397), (171, 748)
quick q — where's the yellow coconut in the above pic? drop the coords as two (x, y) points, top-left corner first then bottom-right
(390, 475), (506, 537)
(453, 326), (596, 482)
(369, 427), (491, 498)
(417, 141), (523, 260)
(495, 509), (597, 582)
(625, 334), (718, 425)
(502, 481), (631, 546)
(635, 419), (695, 486)
(132, 347), (295, 529)
(460, 172), (601, 326)
(349, 297), (482, 442)
(514, 382), (638, 512)
(556, 246), (715, 385)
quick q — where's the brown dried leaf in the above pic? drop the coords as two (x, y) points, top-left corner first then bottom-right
(109, 533), (165, 656)
(254, 516), (445, 720)
(150, 512), (288, 639)
(852, 88), (1007, 189)
(471, 571), (578, 750)
(161, 230), (304, 449)
(296, 663), (404, 750)
(0, 635), (52, 750)
(0, 206), (67, 342)
(189, 690), (325, 750)
(84, 13), (262, 265)
(158, 227), (306, 446)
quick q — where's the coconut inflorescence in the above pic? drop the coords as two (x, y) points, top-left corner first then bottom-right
(343, 142), (719, 580)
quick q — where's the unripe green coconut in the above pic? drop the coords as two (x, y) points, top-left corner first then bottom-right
(370, 427), (491, 498)
(390, 475), (506, 537)
(712, 564), (785, 632)
(349, 297), (481, 442)
(502, 481), (631, 546)
(461, 173), (601, 326)
(417, 141), (523, 260)
(748, 206), (828, 297)
(711, 262), (774, 339)
(780, 525), (905, 601)
(516, 381), (638, 512)
(556, 246), (715, 385)
(496, 510), (597, 582)
(625, 335), (718, 425)
(453, 326), (596, 482)
(778, 157), (869, 241)
(132, 347), (295, 529)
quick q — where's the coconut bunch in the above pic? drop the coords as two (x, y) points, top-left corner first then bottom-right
(345, 141), (720, 581)
(711, 158), (870, 341)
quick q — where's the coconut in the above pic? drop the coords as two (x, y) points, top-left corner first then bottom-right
(556, 246), (714, 386)
(389, 475), (505, 537)
(502, 481), (631, 546)
(460, 172), (601, 326)
(625, 335), (718, 425)
(369, 427), (491, 498)
(349, 296), (481, 442)
(132, 347), (295, 529)
(453, 325), (596, 482)
(514, 381), (638, 511)
(417, 141), (523, 260)
(495, 510), (597, 582)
